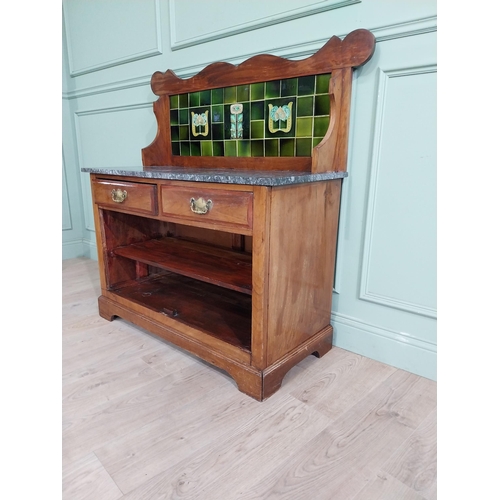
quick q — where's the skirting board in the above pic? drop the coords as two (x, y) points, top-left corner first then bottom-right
(62, 239), (97, 261)
(331, 312), (436, 381)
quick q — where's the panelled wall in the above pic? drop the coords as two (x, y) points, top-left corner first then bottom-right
(62, 0), (437, 380)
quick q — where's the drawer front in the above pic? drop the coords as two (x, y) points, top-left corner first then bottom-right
(93, 179), (157, 215)
(160, 184), (253, 231)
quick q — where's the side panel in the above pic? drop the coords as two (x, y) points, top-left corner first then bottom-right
(251, 186), (271, 370)
(266, 180), (341, 365)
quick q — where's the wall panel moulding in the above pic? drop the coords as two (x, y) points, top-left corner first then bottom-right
(64, 0), (163, 76)
(169, 0), (360, 49)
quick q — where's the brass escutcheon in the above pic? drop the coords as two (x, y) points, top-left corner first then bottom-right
(190, 197), (213, 214)
(111, 188), (127, 203)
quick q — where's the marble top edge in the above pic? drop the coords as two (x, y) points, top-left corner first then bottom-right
(80, 167), (348, 186)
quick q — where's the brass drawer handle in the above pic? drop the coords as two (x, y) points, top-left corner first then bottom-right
(190, 197), (213, 214)
(111, 188), (127, 203)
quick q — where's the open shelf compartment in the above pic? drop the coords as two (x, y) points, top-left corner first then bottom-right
(111, 271), (252, 352)
(113, 236), (252, 295)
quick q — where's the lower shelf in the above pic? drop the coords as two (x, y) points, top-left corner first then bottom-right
(111, 271), (252, 352)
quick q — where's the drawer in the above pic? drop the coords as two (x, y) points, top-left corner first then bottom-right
(160, 183), (253, 232)
(93, 179), (157, 216)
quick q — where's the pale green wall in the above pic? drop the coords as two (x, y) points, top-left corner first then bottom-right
(62, 0), (437, 379)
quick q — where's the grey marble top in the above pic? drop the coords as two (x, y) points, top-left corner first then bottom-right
(81, 166), (348, 186)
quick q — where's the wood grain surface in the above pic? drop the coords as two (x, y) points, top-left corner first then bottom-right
(63, 258), (436, 500)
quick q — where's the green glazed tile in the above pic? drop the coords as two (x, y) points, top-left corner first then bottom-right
(242, 102), (251, 139)
(224, 119), (232, 140)
(297, 96), (314, 117)
(251, 140), (264, 157)
(212, 88), (224, 104)
(170, 126), (179, 141)
(201, 141), (213, 156)
(316, 73), (330, 94)
(298, 76), (315, 95)
(189, 92), (200, 107)
(170, 95), (179, 109)
(251, 121), (264, 139)
(280, 138), (295, 157)
(296, 117), (312, 137)
(225, 140), (237, 157)
(251, 101), (264, 120)
(171, 142), (180, 155)
(265, 80), (280, 99)
(213, 141), (224, 156)
(314, 116), (330, 138)
(238, 140), (251, 157)
(179, 125), (189, 141)
(224, 86), (237, 103)
(170, 109), (179, 125)
(180, 142), (190, 156)
(314, 94), (330, 116)
(190, 142), (201, 156)
(265, 139), (278, 157)
(200, 90), (211, 106)
(296, 138), (312, 157)
(179, 93), (188, 108)
(212, 123), (224, 141)
(212, 105), (224, 123)
(237, 85), (250, 102)
(281, 78), (297, 97)
(179, 108), (189, 125)
(312, 137), (323, 148)
(251, 82), (264, 100)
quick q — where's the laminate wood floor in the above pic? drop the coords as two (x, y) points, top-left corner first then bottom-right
(62, 258), (437, 500)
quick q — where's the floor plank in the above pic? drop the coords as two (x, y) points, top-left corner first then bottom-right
(62, 363), (227, 465)
(383, 407), (437, 500)
(94, 389), (264, 494)
(290, 348), (397, 420)
(224, 371), (436, 499)
(119, 395), (332, 499)
(62, 356), (163, 418)
(352, 472), (427, 500)
(62, 452), (123, 500)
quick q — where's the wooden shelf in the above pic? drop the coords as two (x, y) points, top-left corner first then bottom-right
(112, 272), (252, 352)
(113, 237), (252, 295)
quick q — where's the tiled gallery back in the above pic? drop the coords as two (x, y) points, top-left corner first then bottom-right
(169, 74), (331, 157)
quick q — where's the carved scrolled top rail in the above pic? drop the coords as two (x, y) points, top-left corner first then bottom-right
(141, 29), (375, 171)
(150, 29), (375, 96)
